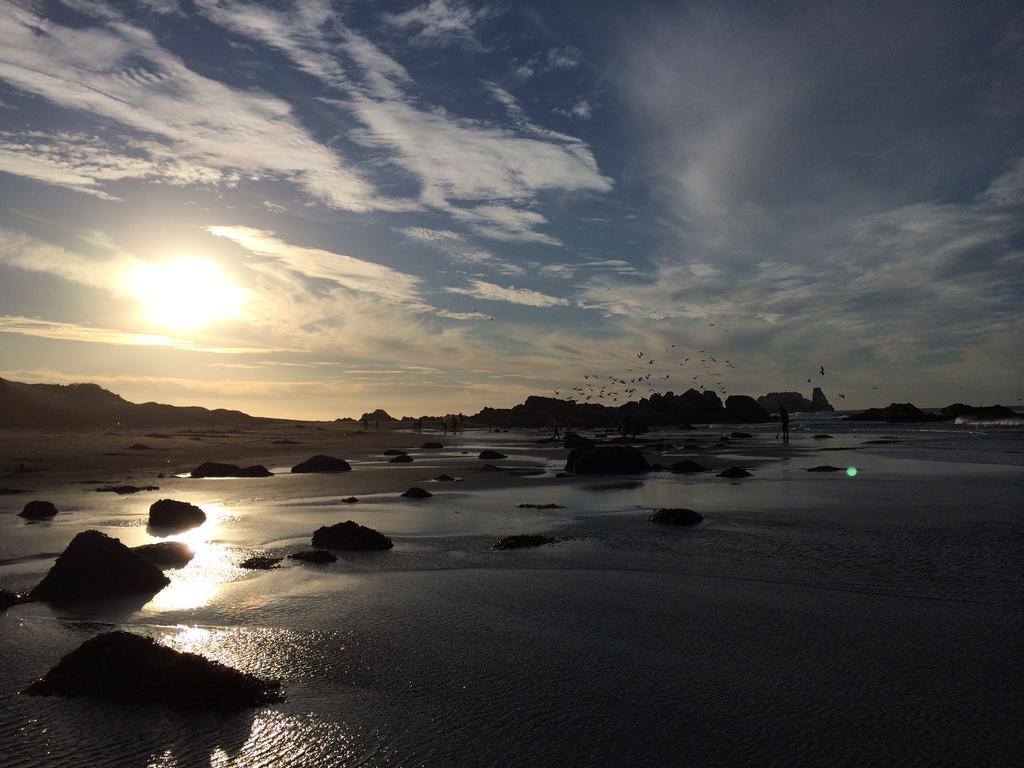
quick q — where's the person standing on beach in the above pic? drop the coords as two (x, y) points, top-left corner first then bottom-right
(780, 405), (790, 443)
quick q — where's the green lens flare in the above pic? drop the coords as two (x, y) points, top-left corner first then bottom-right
(846, 467), (858, 477)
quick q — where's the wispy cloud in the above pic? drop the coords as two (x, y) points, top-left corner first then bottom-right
(398, 227), (525, 276)
(446, 279), (569, 307)
(381, 0), (498, 50)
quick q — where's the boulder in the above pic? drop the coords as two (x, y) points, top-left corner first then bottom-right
(190, 462), (272, 478)
(941, 403), (1019, 420)
(804, 465), (844, 472)
(492, 534), (555, 550)
(648, 508), (703, 525)
(19, 500), (58, 520)
(239, 555), (282, 570)
(132, 541), (194, 568)
(311, 521), (393, 550)
(724, 396), (772, 423)
(288, 550), (337, 564)
(29, 530), (170, 605)
(420, 441), (444, 449)
(478, 450), (507, 459)
(127, 443), (152, 450)
(718, 466), (752, 478)
(24, 631), (282, 710)
(1, 588), (32, 612)
(290, 455), (351, 473)
(341, 496), (359, 503)
(850, 403), (945, 422)
(96, 485), (159, 494)
(148, 499), (206, 531)
(669, 460), (710, 474)
(382, 449), (407, 456)
(812, 434), (834, 440)
(435, 474), (456, 482)
(401, 486), (432, 499)
(566, 445), (650, 475)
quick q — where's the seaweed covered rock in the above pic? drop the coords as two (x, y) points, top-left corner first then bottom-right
(478, 450), (507, 460)
(669, 460), (710, 474)
(401, 486), (432, 499)
(311, 521), (393, 551)
(132, 541), (195, 568)
(290, 455), (351, 473)
(190, 462), (272, 478)
(649, 508), (703, 526)
(24, 631), (282, 710)
(239, 555), (282, 570)
(566, 445), (650, 475)
(30, 530), (170, 605)
(19, 500), (58, 520)
(288, 549), (337, 564)
(493, 534), (555, 550)
(718, 466), (752, 478)
(148, 499), (206, 531)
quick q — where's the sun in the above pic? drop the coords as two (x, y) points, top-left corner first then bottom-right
(128, 258), (244, 329)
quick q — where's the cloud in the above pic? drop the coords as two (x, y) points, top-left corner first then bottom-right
(381, 0), (498, 50)
(554, 97), (593, 120)
(0, 3), (380, 210)
(397, 227), (525, 275)
(446, 280), (569, 307)
(546, 46), (583, 70)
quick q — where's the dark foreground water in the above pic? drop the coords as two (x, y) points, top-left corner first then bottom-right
(2, 417), (1022, 767)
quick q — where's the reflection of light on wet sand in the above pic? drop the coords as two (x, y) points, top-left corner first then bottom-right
(208, 712), (359, 768)
(146, 503), (243, 612)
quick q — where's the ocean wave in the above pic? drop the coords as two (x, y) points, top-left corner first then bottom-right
(954, 417), (1024, 426)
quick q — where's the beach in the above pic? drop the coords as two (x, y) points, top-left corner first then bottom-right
(1, 416), (1022, 767)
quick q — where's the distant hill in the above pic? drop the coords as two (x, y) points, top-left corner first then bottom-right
(0, 378), (257, 428)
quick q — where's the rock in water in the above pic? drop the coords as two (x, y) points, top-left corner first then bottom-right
(669, 460), (710, 474)
(341, 496), (359, 503)
(24, 631), (282, 710)
(729, 432), (753, 439)
(190, 462), (272, 478)
(311, 521), (393, 550)
(288, 550), (337, 564)
(1, 588), (32, 612)
(148, 499), (206, 530)
(382, 449), (407, 456)
(435, 474), (456, 482)
(478, 450), (507, 459)
(389, 454), (414, 463)
(493, 534), (555, 550)
(566, 445), (650, 475)
(96, 485), (160, 494)
(420, 441), (443, 449)
(401, 486), (432, 499)
(649, 508), (704, 525)
(718, 466), (752, 478)
(132, 541), (195, 568)
(290, 455), (351, 473)
(19, 500), (58, 519)
(29, 530), (170, 605)
(239, 555), (282, 570)
(810, 387), (834, 411)
(804, 465), (844, 472)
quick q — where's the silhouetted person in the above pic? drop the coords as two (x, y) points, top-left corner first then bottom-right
(779, 405), (790, 443)
(443, 419), (448, 436)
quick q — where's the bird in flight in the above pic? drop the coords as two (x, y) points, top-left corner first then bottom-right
(819, 366), (825, 376)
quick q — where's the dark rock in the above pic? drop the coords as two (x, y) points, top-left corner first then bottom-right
(132, 541), (194, 568)
(24, 631), (282, 710)
(420, 441), (444, 449)
(729, 432), (753, 439)
(190, 462), (272, 478)
(127, 443), (152, 450)
(148, 499), (206, 531)
(312, 521), (393, 550)
(563, 432), (594, 449)
(288, 549), (337, 564)
(805, 465), (844, 472)
(290, 455), (351, 473)
(19, 500), (58, 519)
(566, 445), (650, 475)
(435, 474), (456, 482)
(478, 450), (507, 459)
(492, 534), (555, 550)
(479, 463), (501, 472)
(863, 438), (899, 445)
(382, 449), (407, 456)
(724, 396), (772, 423)
(812, 434), (834, 439)
(387, 454), (411, 463)
(757, 390), (833, 414)
(718, 466), (752, 478)
(29, 530), (170, 605)
(648, 508), (703, 525)
(941, 403), (1019, 420)
(96, 485), (159, 494)
(271, 439), (299, 444)
(555, 472), (572, 478)
(401, 486), (432, 499)
(360, 409), (396, 422)
(619, 413), (649, 436)
(517, 503), (564, 509)
(810, 387), (833, 411)
(669, 460), (710, 474)
(850, 403), (945, 423)
(239, 555), (282, 570)
(341, 496), (359, 503)
(1, 588), (32, 612)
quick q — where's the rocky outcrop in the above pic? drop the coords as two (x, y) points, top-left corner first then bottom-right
(311, 521), (393, 550)
(435, 474), (456, 482)
(401, 486), (432, 499)
(810, 387), (833, 411)
(718, 466), (752, 478)
(359, 409), (396, 422)
(239, 555), (281, 570)
(190, 462), (272, 478)
(24, 631), (282, 710)
(420, 441), (444, 449)
(492, 534), (555, 550)
(805, 465), (844, 472)
(19, 500), (58, 520)
(288, 550), (337, 564)
(724, 396), (772, 423)
(757, 390), (832, 414)
(290, 455), (351, 473)
(96, 485), (160, 494)
(148, 499), (206, 531)
(941, 403), (1019, 420)
(132, 541), (194, 568)
(30, 530), (170, 605)
(850, 403), (945, 422)
(669, 460), (710, 474)
(1, 588), (32, 612)
(565, 445), (650, 475)
(478, 450), (507, 459)
(648, 508), (703, 525)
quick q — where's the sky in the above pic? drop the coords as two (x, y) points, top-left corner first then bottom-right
(0, 0), (1022, 420)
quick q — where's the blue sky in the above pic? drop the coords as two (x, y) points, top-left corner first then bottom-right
(0, 0), (1021, 419)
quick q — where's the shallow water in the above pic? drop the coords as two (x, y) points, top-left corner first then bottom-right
(2, 420), (1022, 766)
